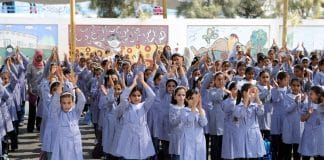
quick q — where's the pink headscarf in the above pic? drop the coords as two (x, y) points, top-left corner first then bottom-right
(32, 49), (44, 69)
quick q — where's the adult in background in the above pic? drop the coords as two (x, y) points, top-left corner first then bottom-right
(26, 49), (44, 133)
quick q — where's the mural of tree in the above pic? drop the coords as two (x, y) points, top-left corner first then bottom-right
(249, 29), (268, 57)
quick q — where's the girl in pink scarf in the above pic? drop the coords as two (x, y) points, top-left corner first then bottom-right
(32, 49), (44, 69)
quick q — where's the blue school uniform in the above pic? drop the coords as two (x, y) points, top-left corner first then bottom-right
(298, 103), (324, 156)
(115, 86), (156, 159)
(98, 88), (118, 155)
(169, 104), (185, 156)
(89, 77), (100, 125)
(3, 72), (19, 122)
(282, 93), (305, 144)
(270, 87), (288, 135)
(0, 83), (12, 138)
(313, 71), (324, 86)
(50, 91), (86, 160)
(179, 107), (207, 160)
(221, 98), (245, 159)
(257, 84), (272, 131)
(38, 79), (50, 144)
(207, 87), (225, 136)
(234, 102), (266, 158)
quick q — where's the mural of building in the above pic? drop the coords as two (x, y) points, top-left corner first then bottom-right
(0, 24), (58, 62)
(0, 30), (37, 49)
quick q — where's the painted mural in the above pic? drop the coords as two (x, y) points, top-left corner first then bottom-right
(279, 26), (324, 52)
(187, 25), (270, 60)
(0, 24), (58, 63)
(74, 25), (168, 64)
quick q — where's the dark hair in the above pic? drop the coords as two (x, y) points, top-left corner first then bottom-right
(186, 89), (199, 99)
(224, 81), (237, 100)
(236, 83), (253, 105)
(310, 85), (323, 104)
(236, 61), (246, 69)
(153, 72), (163, 82)
(259, 69), (270, 77)
(192, 76), (203, 90)
(222, 60), (230, 67)
(166, 79), (178, 87)
(245, 67), (255, 74)
(62, 67), (71, 76)
(129, 86), (143, 98)
(101, 59), (108, 67)
(277, 71), (289, 80)
(50, 81), (61, 93)
(213, 72), (224, 80)
(104, 69), (118, 86)
(290, 78), (302, 86)
(294, 64), (304, 71)
(171, 86), (187, 105)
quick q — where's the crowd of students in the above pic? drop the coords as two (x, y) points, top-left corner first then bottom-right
(0, 40), (323, 160)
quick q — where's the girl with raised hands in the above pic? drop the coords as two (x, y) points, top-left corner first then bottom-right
(233, 83), (266, 159)
(49, 73), (86, 160)
(114, 72), (156, 160)
(282, 78), (307, 160)
(256, 70), (273, 140)
(98, 70), (123, 160)
(299, 86), (324, 160)
(169, 86), (187, 160)
(179, 89), (207, 160)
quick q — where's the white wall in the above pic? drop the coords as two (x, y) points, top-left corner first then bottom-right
(1, 14), (324, 57)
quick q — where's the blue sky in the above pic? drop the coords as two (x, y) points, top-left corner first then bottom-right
(0, 24), (58, 45)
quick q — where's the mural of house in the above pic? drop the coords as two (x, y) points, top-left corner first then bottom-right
(0, 30), (37, 49)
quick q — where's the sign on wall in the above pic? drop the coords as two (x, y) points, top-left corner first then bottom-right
(73, 25), (168, 64)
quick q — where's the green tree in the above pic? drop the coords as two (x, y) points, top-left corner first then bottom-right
(90, 0), (152, 18)
(177, 0), (221, 18)
(275, 0), (323, 19)
(89, 0), (123, 18)
(236, 0), (265, 18)
(214, 0), (240, 18)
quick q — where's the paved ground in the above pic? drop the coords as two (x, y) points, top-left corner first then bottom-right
(8, 119), (98, 160)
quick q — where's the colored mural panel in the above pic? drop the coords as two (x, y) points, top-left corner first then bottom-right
(0, 24), (58, 63)
(74, 25), (168, 64)
(187, 25), (270, 60)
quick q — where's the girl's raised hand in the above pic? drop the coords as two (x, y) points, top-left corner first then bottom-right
(272, 78), (279, 88)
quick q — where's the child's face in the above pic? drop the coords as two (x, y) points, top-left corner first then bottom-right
(320, 64), (324, 72)
(290, 81), (301, 94)
(245, 71), (255, 81)
(50, 64), (58, 74)
(237, 66), (246, 76)
(260, 72), (270, 85)
(309, 90), (319, 103)
(294, 68), (304, 78)
(154, 75), (162, 86)
(1, 75), (10, 85)
(130, 90), (142, 104)
(175, 89), (186, 105)
(61, 97), (73, 112)
(214, 74), (225, 88)
(192, 70), (201, 78)
(167, 81), (177, 94)
(222, 63), (230, 71)
(230, 86), (238, 98)
(187, 93), (198, 108)
(114, 84), (123, 97)
(123, 64), (131, 73)
(302, 60), (309, 68)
